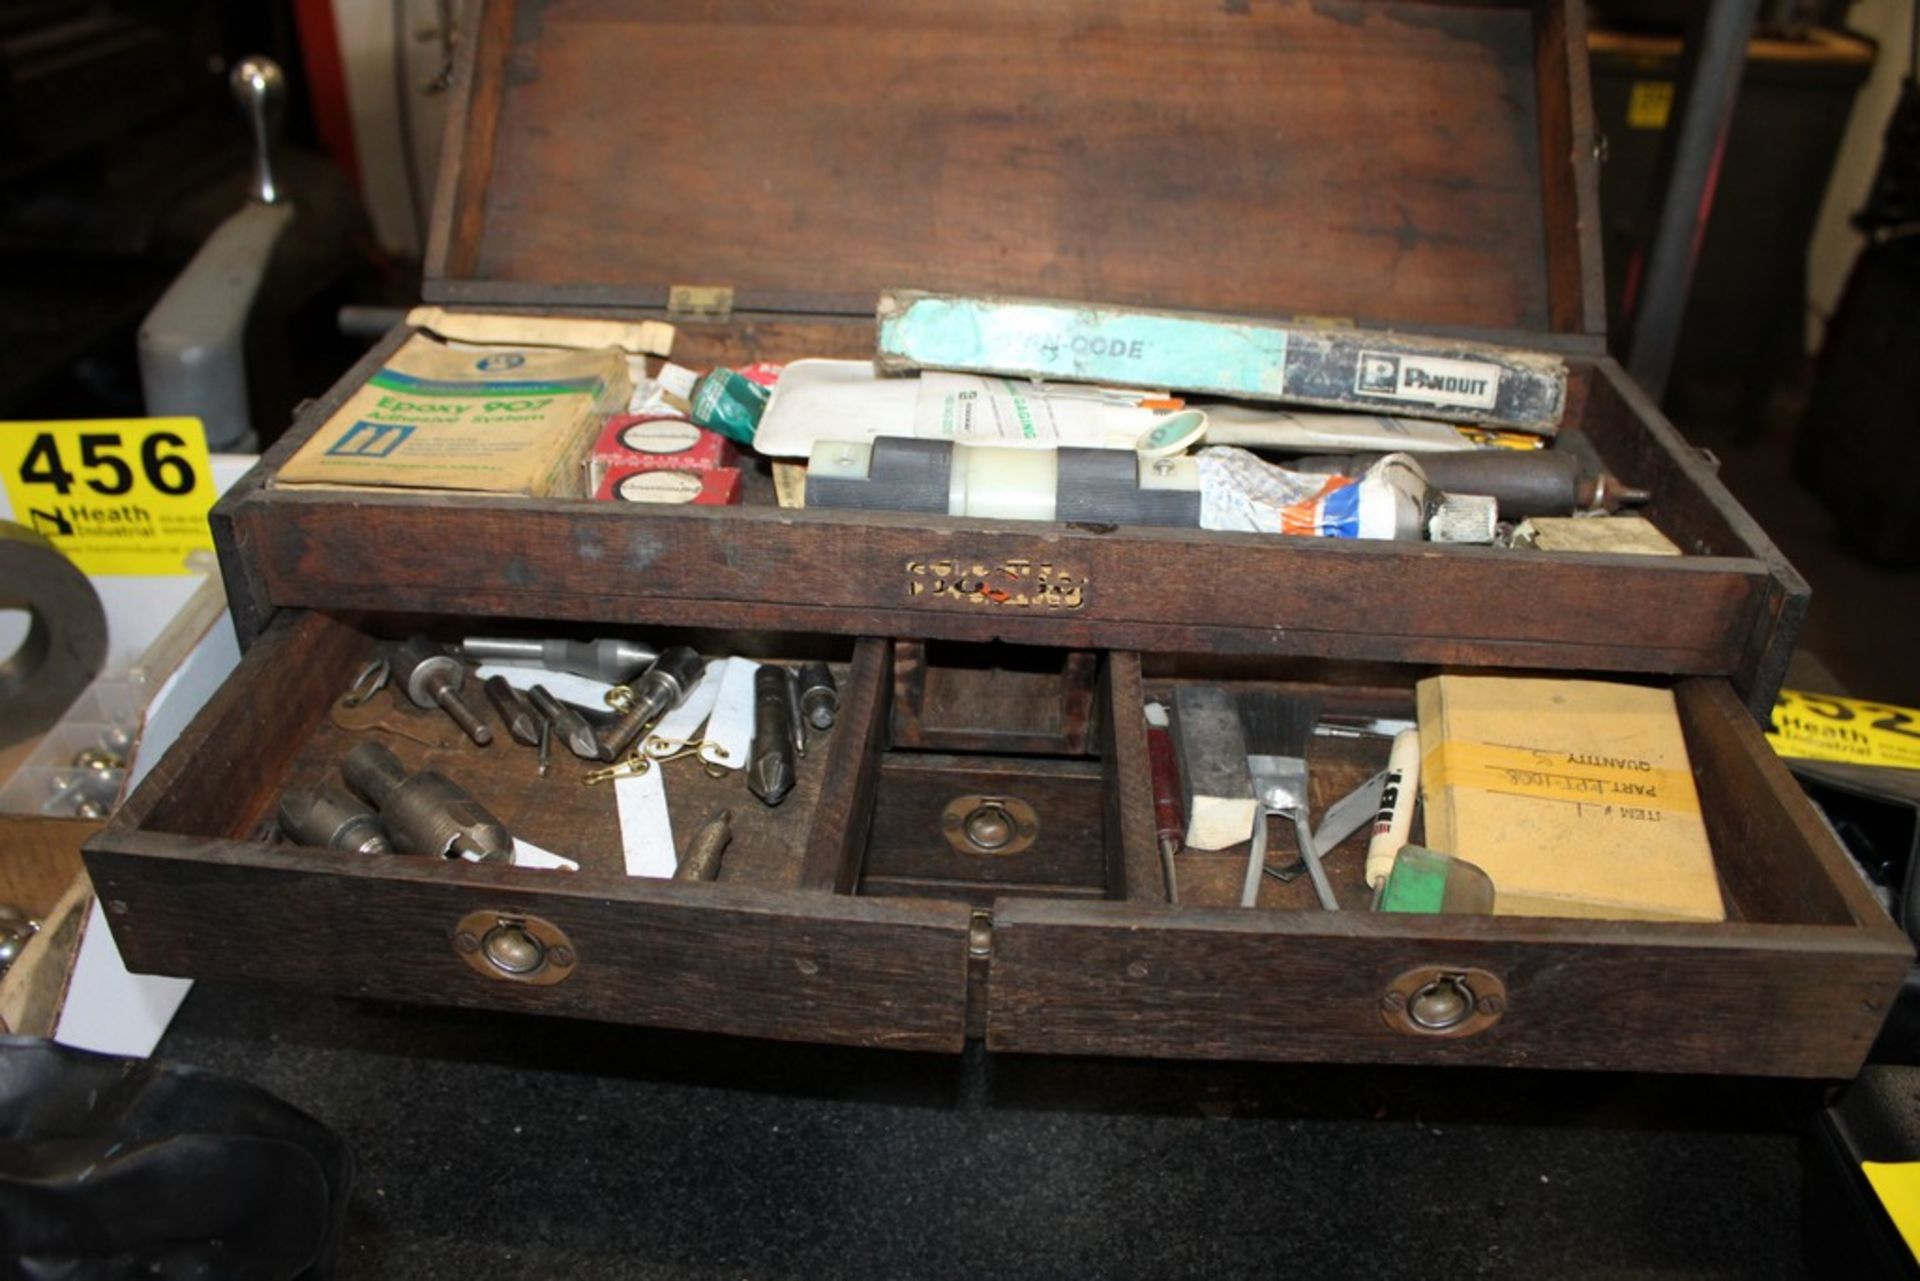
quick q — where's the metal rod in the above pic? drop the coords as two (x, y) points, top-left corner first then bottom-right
(1625, 0), (1764, 401)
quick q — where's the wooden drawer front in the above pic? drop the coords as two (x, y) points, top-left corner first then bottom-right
(983, 663), (1912, 1078)
(84, 612), (974, 1052)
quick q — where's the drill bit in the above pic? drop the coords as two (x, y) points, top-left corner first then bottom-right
(526, 685), (602, 760)
(393, 637), (492, 746)
(675, 809), (733, 881)
(796, 661), (839, 730)
(483, 675), (542, 746)
(595, 646), (705, 761)
(340, 741), (512, 862)
(537, 717), (552, 777)
(460, 636), (658, 683)
(748, 664), (797, 806)
(277, 786), (393, 856)
(785, 666), (806, 759)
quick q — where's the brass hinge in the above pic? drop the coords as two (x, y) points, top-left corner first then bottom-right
(667, 284), (734, 323)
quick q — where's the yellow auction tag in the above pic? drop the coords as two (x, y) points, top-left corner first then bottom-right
(0, 419), (215, 576)
(1768, 689), (1920, 771)
(1863, 1162), (1920, 1262)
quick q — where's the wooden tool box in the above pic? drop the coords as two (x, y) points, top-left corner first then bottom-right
(83, 0), (1910, 1076)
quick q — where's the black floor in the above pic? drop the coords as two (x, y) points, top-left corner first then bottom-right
(147, 403), (1905, 1277)
(156, 982), (1814, 1279)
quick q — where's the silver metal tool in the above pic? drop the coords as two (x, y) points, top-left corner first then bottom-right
(596, 646), (704, 761)
(748, 665), (797, 806)
(460, 636), (658, 684)
(1266, 768), (1386, 883)
(527, 685), (602, 760)
(483, 675), (542, 746)
(537, 717), (552, 777)
(796, 661), (838, 730)
(675, 809), (733, 881)
(1243, 694), (1328, 909)
(340, 741), (512, 862)
(277, 786), (394, 856)
(393, 637), (492, 747)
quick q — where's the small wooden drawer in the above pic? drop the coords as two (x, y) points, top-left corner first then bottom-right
(987, 657), (1914, 1077)
(84, 615), (1910, 1076)
(82, 612), (977, 1052)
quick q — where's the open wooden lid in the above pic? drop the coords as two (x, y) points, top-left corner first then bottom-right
(427, 0), (1603, 342)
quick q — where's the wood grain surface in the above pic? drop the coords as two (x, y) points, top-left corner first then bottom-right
(89, 832), (972, 1051)
(984, 899), (1907, 1076)
(88, 613), (975, 1050)
(427, 0), (1587, 334)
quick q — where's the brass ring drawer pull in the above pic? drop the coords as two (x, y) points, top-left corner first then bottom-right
(1380, 966), (1507, 1038)
(453, 910), (577, 986)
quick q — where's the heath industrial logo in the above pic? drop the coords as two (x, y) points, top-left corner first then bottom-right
(326, 420), (415, 458)
(1354, 352), (1503, 412)
(0, 418), (215, 575)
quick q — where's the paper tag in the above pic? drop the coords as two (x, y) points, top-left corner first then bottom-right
(509, 838), (580, 872)
(651, 659), (726, 744)
(0, 418), (216, 575)
(1628, 81), (1674, 130)
(615, 765), (677, 877)
(474, 665), (615, 710)
(1768, 689), (1920, 770)
(703, 658), (762, 772)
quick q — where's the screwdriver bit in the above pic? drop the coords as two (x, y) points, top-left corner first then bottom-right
(393, 637), (492, 747)
(277, 786), (393, 856)
(526, 685), (603, 760)
(796, 661), (839, 730)
(483, 675), (542, 746)
(340, 741), (512, 862)
(460, 636), (658, 684)
(748, 664), (797, 806)
(596, 646), (705, 761)
(675, 809), (733, 882)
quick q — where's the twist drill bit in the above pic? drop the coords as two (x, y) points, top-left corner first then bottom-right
(595, 646), (705, 761)
(675, 809), (733, 882)
(340, 741), (512, 862)
(394, 637), (492, 746)
(483, 675), (542, 746)
(748, 665), (797, 806)
(277, 786), (393, 856)
(527, 685), (603, 760)
(796, 661), (839, 730)
(459, 636), (659, 684)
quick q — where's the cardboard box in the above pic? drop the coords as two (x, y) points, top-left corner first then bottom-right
(277, 335), (631, 497)
(1416, 675), (1725, 922)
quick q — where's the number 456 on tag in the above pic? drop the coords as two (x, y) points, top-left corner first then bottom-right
(0, 419), (214, 576)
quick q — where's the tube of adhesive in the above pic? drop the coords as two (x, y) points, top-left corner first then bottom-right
(1196, 447), (1495, 543)
(1364, 728), (1422, 888)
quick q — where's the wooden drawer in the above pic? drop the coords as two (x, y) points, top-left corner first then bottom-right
(84, 611), (1910, 1076)
(217, 329), (1804, 718)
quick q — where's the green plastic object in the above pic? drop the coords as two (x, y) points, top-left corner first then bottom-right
(1375, 845), (1497, 915)
(688, 368), (770, 445)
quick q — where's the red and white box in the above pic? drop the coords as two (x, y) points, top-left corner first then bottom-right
(595, 465), (743, 506)
(588, 413), (740, 491)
